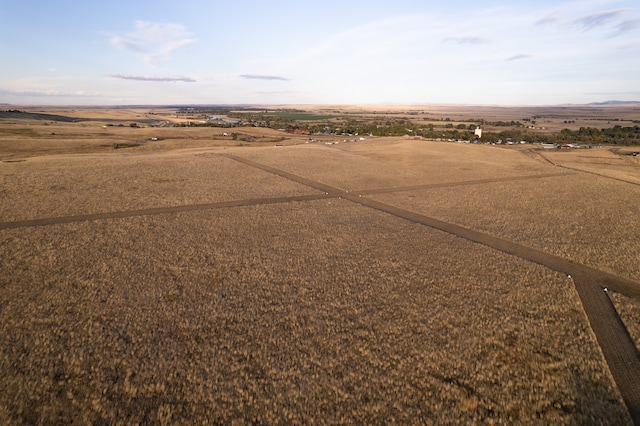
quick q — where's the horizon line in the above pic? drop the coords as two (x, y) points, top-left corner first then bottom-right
(3, 100), (640, 109)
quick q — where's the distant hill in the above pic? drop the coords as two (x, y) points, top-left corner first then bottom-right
(0, 109), (80, 122)
(588, 100), (640, 106)
(0, 110), (151, 123)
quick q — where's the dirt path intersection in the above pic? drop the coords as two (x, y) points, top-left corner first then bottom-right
(1, 141), (639, 424)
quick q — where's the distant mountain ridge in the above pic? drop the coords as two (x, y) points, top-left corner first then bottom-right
(588, 100), (640, 105)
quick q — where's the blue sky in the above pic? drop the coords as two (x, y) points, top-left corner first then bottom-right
(1, 0), (639, 105)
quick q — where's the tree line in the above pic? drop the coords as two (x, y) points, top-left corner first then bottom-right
(172, 112), (640, 145)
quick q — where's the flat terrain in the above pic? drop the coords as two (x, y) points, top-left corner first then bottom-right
(1, 106), (639, 424)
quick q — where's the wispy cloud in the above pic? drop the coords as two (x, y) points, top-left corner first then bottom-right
(610, 18), (640, 37)
(109, 21), (196, 65)
(537, 7), (639, 36)
(254, 91), (297, 95)
(574, 9), (629, 31)
(110, 74), (196, 82)
(0, 88), (99, 97)
(442, 36), (487, 45)
(240, 74), (289, 81)
(536, 15), (558, 27)
(508, 54), (532, 61)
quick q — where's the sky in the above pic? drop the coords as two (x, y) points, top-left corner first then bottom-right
(0, 0), (639, 106)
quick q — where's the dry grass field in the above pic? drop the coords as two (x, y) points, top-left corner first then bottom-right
(0, 153), (317, 222)
(537, 147), (640, 184)
(366, 153), (640, 282)
(610, 292), (640, 350)
(1, 106), (639, 424)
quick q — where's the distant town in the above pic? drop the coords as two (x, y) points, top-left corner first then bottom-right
(168, 107), (640, 147)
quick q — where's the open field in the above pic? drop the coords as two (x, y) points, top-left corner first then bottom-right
(610, 292), (640, 350)
(1, 106), (639, 424)
(368, 163), (640, 282)
(536, 147), (640, 184)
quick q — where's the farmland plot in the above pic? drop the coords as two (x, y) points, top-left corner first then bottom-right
(1, 130), (637, 423)
(0, 199), (630, 424)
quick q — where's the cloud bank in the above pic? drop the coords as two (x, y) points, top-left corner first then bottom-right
(442, 36), (487, 45)
(574, 9), (629, 31)
(240, 74), (289, 81)
(507, 54), (532, 61)
(538, 7), (638, 37)
(611, 18), (640, 37)
(110, 74), (196, 82)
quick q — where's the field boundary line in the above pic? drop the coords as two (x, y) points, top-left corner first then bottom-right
(353, 172), (573, 195)
(0, 194), (330, 230)
(222, 154), (640, 299)
(348, 195), (640, 299)
(2, 152), (639, 421)
(219, 154), (345, 196)
(354, 193), (640, 420)
(536, 150), (640, 186)
(571, 275), (640, 424)
(223, 152), (640, 422)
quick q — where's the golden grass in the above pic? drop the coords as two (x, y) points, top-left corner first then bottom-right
(609, 292), (640, 352)
(540, 148), (640, 184)
(229, 139), (556, 192)
(0, 200), (629, 423)
(0, 152), (317, 222)
(371, 172), (640, 282)
(0, 106), (638, 423)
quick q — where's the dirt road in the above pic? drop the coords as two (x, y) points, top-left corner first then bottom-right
(222, 153), (640, 423)
(1, 148), (638, 423)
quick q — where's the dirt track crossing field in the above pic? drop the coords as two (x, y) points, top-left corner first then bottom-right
(223, 152), (640, 422)
(1, 140), (639, 424)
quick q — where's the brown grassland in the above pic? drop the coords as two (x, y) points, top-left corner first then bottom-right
(1, 105), (639, 424)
